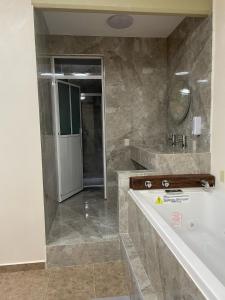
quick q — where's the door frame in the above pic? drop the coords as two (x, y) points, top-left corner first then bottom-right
(51, 56), (107, 200)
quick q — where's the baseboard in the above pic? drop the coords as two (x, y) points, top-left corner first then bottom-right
(0, 262), (45, 273)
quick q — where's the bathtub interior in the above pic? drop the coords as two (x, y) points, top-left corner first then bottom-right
(134, 188), (225, 288)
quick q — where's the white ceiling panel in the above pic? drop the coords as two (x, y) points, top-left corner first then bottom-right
(43, 11), (185, 38)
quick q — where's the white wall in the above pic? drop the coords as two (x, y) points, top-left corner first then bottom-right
(211, 0), (225, 189)
(0, 0), (46, 265)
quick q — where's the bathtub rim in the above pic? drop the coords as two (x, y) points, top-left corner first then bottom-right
(128, 188), (225, 300)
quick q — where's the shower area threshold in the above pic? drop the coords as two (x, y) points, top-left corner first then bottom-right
(46, 188), (120, 268)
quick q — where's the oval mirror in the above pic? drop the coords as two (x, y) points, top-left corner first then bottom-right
(169, 78), (191, 124)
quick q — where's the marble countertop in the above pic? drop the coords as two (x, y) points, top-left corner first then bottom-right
(130, 145), (211, 174)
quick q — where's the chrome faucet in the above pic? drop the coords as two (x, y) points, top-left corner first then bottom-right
(176, 135), (187, 149)
(168, 134), (187, 149)
(168, 133), (176, 147)
(201, 180), (210, 189)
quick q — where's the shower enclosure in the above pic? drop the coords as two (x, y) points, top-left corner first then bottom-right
(51, 57), (106, 201)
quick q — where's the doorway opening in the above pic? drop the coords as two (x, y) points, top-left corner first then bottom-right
(51, 56), (107, 202)
(45, 56), (119, 258)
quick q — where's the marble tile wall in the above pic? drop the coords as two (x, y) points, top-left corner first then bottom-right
(128, 194), (205, 300)
(130, 145), (211, 174)
(45, 36), (168, 203)
(121, 233), (163, 300)
(117, 170), (161, 233)
(34, 11), (58, 236)
(167, 17), (212, 152)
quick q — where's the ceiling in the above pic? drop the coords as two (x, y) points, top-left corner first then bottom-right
(43, 11), (185, 38)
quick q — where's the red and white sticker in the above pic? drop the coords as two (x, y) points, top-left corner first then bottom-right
(171, 211), (183, 227)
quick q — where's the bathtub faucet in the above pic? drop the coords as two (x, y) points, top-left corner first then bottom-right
(200, 180), (210, 190)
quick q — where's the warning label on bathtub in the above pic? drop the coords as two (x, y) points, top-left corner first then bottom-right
(155, 196), (164, 205)
(154, 194), (190, 205)
(163, 194), (190, 203)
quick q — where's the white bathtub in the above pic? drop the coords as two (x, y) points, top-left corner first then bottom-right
(129, 188), (225, 300)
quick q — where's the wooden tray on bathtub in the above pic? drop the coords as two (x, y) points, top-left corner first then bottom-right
(129, 174), (215, 190)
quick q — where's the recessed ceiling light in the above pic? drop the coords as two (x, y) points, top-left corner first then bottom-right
(107, 14), (133, 29)
(80, 94), (86, 101)
(197, 79), (208, 83)
(175, 71), (190, 76)
(72, 73), (90, 77)
(40, 72), (64, 77)
(180, 88), (191, 95)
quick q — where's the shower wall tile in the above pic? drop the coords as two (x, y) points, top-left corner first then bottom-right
(46, 36), (168, 203)
(167, 17), (212, 152)
(128, 196), (206, 300)
(34, 11), (58, 236)
(40, 19), (212, 206)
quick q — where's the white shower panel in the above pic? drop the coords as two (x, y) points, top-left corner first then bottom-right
(54, 80), (83, 202)
(59, 135), (83, 200)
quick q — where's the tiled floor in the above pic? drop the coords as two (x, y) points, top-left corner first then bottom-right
(0, 191), (127, 299)
(0, 261), (129, 300)
(47, 188), (118, 246)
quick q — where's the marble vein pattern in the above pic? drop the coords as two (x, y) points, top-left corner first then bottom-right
(117, 170), (161, 234)
(167, 17), (212, 153)
(128, 195), (206, 300)
(47, 239), (121, 268)
(46, 188), (121, 267)
(0, 261), (128, 300)
(34, 16), (212, 208)
(34, 11), (58, 236)
(120, 234), (163, 300)
(45, 36), (168, 203)
(47, 188), (118, 246)
(130, 145), (211, 174)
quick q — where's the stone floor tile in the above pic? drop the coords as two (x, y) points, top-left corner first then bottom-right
(0, 269), (48, 300)
(94, 261), (128, 298)
(46, 265), (95, 300)
(47, 188), (118, 247)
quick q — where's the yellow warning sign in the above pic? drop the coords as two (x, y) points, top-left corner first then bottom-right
(155, 196), (164, 205)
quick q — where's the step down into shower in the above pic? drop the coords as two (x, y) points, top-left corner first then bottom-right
(46, 188), (120, 268)
(46, 238), (120, 268)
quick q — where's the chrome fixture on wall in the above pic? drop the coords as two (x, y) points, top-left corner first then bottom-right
(145, 181), (152, 189)
(162, 180), (170, 188)
(168, 133), (176, 147)
(168, 133), (187, 149)
(200, 179), (210, 190)
(177, 135), (187, 149)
